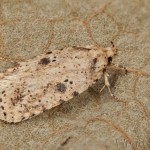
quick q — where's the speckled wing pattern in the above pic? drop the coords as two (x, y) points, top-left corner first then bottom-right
(0, 46), (111, 123)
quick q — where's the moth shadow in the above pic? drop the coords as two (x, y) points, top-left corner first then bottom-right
(47, 69), (125, 118)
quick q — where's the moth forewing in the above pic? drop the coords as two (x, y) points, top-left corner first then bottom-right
(0, 46), (115, 123)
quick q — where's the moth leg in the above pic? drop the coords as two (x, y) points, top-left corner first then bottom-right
(104, 72), (114, 97)
(99, 72), (113, 97)
(99, 84), (106, 93)
(101, 71), (127, 104)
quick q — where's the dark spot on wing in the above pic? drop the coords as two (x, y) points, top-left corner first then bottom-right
(69, 81), (73, 84)
(11, 91), (25, 106)
(93, 58), (97, 64)
(3, 112), (6, 117)
(2, 90), (5, 94)
(64, 79), (68, 82)
(46, 51), (52, 54)
(1, 106), (4, 110)
(22, 117), (25, 120)
(56, 83), (67, 93)
(38, 58), (50, 65)
(91, 58), (97, 70)
(0, 98), (2, 102)
(72, 91), (79, 96)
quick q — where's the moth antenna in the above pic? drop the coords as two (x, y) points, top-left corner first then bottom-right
(0, 56), (17, 63)
(107, 64), (150, 77)
(110, 41), (115, 48)
(109, 41), (118, 55)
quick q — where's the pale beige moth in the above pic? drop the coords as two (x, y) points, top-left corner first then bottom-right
(0, 45), (117, 123)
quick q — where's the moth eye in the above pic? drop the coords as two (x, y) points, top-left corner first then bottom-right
(108, 57), (112, 64)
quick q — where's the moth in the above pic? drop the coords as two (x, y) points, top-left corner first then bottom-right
(0, 44), (148, 123)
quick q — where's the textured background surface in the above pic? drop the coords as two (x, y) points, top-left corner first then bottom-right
(0, 0), (150, 150)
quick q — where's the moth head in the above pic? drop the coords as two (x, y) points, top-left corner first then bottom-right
(105, 42), (117, 58)
(104, 42), (117, 64)
(87, 42), (117, 57)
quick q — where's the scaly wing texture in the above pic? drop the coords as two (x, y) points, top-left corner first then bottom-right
(0, 47), (107, 123)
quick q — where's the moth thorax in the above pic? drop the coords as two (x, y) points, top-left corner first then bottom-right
(105, 47), (116, 57)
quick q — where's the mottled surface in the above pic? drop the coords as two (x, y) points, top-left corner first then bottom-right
(0, 0), (150, 150)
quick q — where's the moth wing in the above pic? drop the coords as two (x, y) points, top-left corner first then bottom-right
(0, 48), (96, 123)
